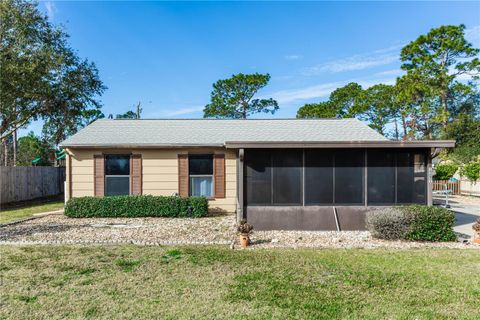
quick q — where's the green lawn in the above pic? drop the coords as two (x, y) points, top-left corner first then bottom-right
(0, 201), (64, 224)
(0, 246), (479, 319)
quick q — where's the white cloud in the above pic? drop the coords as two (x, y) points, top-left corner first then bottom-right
(165, 106), (204, 116)
(266, 76), (396, 105)
(44, 1), (57, 19)
(303, 54), (397, 75)
(373, 69), (403, 77)
(284, 54), (303, 61)
(302, 45), (403, 75)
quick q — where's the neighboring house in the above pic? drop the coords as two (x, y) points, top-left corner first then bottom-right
(60, 118), (454, 230)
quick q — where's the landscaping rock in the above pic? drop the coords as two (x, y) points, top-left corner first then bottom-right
(0, 214), (477, 249)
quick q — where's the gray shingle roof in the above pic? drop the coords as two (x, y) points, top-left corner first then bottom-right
(59, 118), (388, 147)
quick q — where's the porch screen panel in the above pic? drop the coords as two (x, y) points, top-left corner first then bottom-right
(397, 151), (426, 204)
(367, 150), (395, 205)
(245, 150), (272, 205)
(334, 149), (364, 205)
(305, 149), (334, 204)
(272, 150), (302, 205)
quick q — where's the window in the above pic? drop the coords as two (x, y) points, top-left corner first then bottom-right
(367, 150), (395, 204)
(245, 150), (302, 206)
(272, 150), (303, 205)
(189, 155), (213, 197)
(245, 150), (272, 205)
(105, 155), (130, 196)
(244, 148), (426, 207)
(397, 151), (426, 204)
(334, 149), (364, 205)
(305, 149), (334, 204)
(366, 149), (427, 205)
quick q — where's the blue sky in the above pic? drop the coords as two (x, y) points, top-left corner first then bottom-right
(24, 1), (480, 136)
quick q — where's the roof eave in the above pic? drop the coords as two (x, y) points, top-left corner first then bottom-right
(60, 140), (456, 149)
(60, 143), (225, 149)
(224, 140), (456, 148)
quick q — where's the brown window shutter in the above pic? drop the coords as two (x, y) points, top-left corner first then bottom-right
(94, 154), (105, 197)
(130, 154), (142, 195)
(178, 154), (189, 197)
(214, 154), (225, 198)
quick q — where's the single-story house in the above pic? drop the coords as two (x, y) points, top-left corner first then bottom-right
(60, 118), (454, 230)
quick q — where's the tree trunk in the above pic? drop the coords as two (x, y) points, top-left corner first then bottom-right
(4, 138), (8, 166)
(423, 114), (433, 140)
(377, 114), (384, 136)
(401, 115), (408, 139)
(440, 89), (449, 129)
(394, 118), (399, 140)
(13, 128), (17, 166)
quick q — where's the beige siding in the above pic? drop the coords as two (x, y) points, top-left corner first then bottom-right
(68, 149), (94, 198)
(66, 148), (237, 214)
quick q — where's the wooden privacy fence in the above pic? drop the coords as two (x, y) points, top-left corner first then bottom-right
(432, 180), (460, 195)
(0, 166), (65, 205)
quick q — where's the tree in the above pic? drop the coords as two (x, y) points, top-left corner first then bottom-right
(434, 163), (458, 180)
(0, 0), (105, 164)
(115, 102), (142, 119)
(17, 132), (50, 166)
(116, 111), (138, 119)
(400, 25), (480, 132)
(462, 161), (480, 183)
(296, 83), (363, 119)
(395, 72), (439, 139)
(357, 84), (396, 136)
(296, 25), (479, 141)
(296, 102), (337, 118)
(329, 82), (364, 117)
(41, 58), (106, 147)
(442, 114), (480, 163)
(203, 73), (278, 119)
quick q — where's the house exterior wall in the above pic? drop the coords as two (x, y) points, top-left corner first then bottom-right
(66, 148), (237, 214)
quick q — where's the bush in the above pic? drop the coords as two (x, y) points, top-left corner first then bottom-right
(434, 163), (458, 180)
(366, 208), (411, 240)
(367, 205), (456, 242)
(403, 205), (457, 242)
(65, 195), (209, 218)
(462, 161), (480, 183)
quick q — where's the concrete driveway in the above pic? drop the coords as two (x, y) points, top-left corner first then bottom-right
(434, 195), (480, 241)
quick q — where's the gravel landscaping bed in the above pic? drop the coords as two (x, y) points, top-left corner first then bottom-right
(0, 214), (236, 244)
(250, 230), (478, 249)
(0, 214), (478, 249)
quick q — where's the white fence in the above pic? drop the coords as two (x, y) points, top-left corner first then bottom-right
(0, 166), (65, 205)
(460, 179), (480, 197)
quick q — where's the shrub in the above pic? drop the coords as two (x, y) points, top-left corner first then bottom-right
(434, 163), (458, 180)
(462, 161), (480, 183)
(367, 205), (457, 242)
(403, 205), (457, 242)
(65, 195), (209, 218)
(366, 208), (411, 240)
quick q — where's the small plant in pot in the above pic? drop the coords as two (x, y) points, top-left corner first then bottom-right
(473, 219), (480, 245)
(237, 219), (253, 248)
